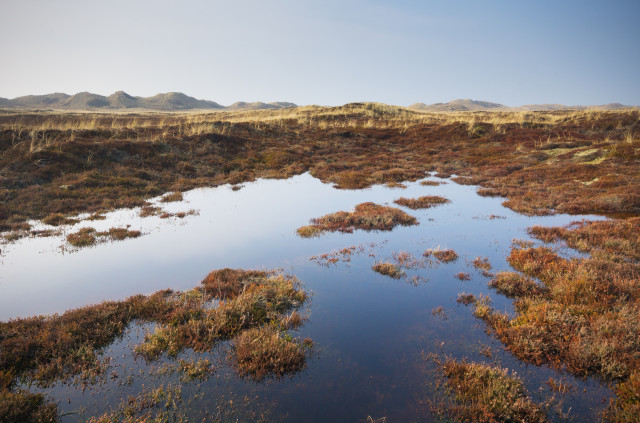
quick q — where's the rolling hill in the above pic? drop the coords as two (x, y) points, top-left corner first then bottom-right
(0, 91), (295, 111)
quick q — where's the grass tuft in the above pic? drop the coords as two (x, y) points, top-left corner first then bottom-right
(297, 202), (417, 237)
(394, 195), (450, 210)
(433, 357), (547, 423)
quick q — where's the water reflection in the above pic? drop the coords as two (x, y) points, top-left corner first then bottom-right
(2, 173), (611, 421)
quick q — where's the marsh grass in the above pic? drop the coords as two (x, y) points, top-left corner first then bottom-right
(160, 192), (183, 203)
(461, 218), (640, 420)
(87, 384), (184, 423)
(455, 272), (471, 281)
(393, 195), (450, 210)
(0, 389), (58, 423)
(66, 226), (141, 247)
(0, 268), (310, 421)
(489, 272), (549, 298)
(233, 326), (308, 381)
(1, 107), (638, 234)
(42, 213), (78, 226)
(432, 357), (547, 423)
(424, 248), (459, 263)
(372, 261), (404, 279)
(297, 202), (417, 237)
(419, 180), (443, 186)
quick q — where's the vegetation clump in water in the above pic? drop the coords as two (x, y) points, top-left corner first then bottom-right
(424, 248), (459, 263)
(297, 202), (417, 237)
(233, 326), (310, 381)
(489, 272), (548, 298)
(66, 226), (142, 247)
(0, 268), (310, 421)
(393, 195), (450, 210)
(461, 218), (640, 420)
(160, 192), (183, 203)
(372, 262), (404, 279)
(432, 357), (547, 423)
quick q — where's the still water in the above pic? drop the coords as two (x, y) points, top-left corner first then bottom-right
(1, 173), (611, 421)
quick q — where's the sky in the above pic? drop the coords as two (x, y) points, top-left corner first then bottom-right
(1, 0), (639, 106)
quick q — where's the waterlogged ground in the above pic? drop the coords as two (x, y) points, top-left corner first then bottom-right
(1, 173), (613, 421)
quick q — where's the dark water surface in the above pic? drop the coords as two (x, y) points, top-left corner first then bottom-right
(1, 173), (612, 421)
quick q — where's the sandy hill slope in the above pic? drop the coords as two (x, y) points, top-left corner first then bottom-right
(409, 99), (507, 112)
(107, 91), (140, 108)
(137, 92), (224, 110)
(9, 93), (71, 108)
(227, 101), (297, 110)
(62, 92), (110, 109)
(410, 99), (637, 112)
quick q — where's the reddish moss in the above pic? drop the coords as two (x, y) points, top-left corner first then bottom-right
(424, 248), (459, 263)
(372, 262), (404, 279)
(160, 192), (183, 203)
(393, 195), (450, 210)
(455, 272), (471, 281)
(297, 202), (417, 237)
(489, 272), (549, 298)
(434, 358), (547, 423)
(66, 227), (96, 247)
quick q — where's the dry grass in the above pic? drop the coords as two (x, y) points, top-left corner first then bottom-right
(297, 202), (417, 237)
(489, 272), (549, 298)
(424, 248), (459, 263)
(432, 357), (547, 423)
(372, 261), (404, 279)
(0, 268), (309, 421)
(0, 389), (58, 423)
(233, 326), (308, 381)
(160, 192), (183, 203)
(461, 217), (640, 420)
(1, 107), (638, 233)
(393, 195), (450, 209)
(66, 226), (141, 247)
(455, 272), (471, 281)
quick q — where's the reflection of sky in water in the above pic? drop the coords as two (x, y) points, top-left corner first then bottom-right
(2, 173), (611, 421)
(0, 172), (604, 320)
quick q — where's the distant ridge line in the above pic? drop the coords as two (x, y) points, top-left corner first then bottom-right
(0, 93), (636, 112)
(408, 98), (636, 112)
(0, 91), (297, 111)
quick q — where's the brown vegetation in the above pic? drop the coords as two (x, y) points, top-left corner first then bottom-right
(297, 202), (417, 237)
(0, 268), (310, 421)
(372, 262), (404, 279)
(424, 248), (459, 263)
(1, 106), (637, 233)
(420, 180), (443, 186)
(393, 195), (450, 209)
(489, 272), (549, 298)
(233, 326), (308, 381)
(455, 272), (471, 281)
(160, 192), (183, 203)
(464, 225), (640, 420)
(66, 226), (141, 247)
(433, 357), (547, 422)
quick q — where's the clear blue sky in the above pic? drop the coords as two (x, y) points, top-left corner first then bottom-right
(1, 0), (638, 106)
